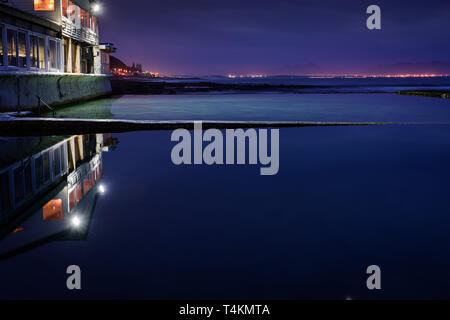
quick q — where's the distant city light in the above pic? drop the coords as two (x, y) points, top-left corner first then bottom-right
(98, 184), (105, 194)
(71, 216), (81, 228)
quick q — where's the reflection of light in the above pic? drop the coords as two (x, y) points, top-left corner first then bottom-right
(71, 216), (81, 228)
(92, 3), (100, 13)
(98, 184), (105, 194)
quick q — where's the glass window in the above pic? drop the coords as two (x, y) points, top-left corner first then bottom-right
(53, 147), (61, 176)
(0, 26), (3, 67)
(30, 35), (38, 68)
(60, 145), (66, 172)
(48, 39), (60, 70)
(69, 188), (75, 211)
(14, 166), (24, 205)
(24, 163), (32, 196)
(35, 156), (43, 188)
(38, 37), (45, 69)
(18, 31), (27, 68)
(34, 0), (55, 11)
(62, 0), (68, 17)
(43, 152), (50, 183)
(0, 171), (11, 214)
(7, 29), (17, 67)
(42, 199), (62, 220)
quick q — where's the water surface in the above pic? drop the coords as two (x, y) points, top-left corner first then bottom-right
(48, 93), (450, 122)
(1, 125), (450, 299)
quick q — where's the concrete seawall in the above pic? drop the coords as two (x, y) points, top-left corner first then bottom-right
(0, 74), (112, 112)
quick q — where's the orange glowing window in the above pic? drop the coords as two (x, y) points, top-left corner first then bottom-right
(83, 176), (91, 195)
(76, 184), (82, 204)
(69, 189), (76, 211)
(43, 199), (62, 220)
(34, 0), (55, 11)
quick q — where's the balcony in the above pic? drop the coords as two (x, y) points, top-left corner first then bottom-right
(62, 16), (98, 45)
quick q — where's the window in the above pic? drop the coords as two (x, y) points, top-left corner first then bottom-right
(30, 35), (38, 68)
(35, 156), (43, 188)
(48, 39), (60, 70)
(42, 199), (62, 220)
(43, 152), (50, 183)
(53, 147), (61, 176)
(38, 37), (45, 69)
(7, 29), (17, 67)
(0, 171), (11, 214)
(0, 26), (3, 67)
(18, 31), (27, 68)
(62, 0), (68, 17)
(34, 0), (55, 11)
(14, 166), (24, 205)
(69, 188), (75, 211)
(24, 163), (32, 196)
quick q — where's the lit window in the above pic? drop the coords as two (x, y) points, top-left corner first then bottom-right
(0, 26), (3, 67)
(34, 0), (55, 11)
(30, 35), (38, 68)
(7, 29), (17, 67)
(38, 37), (45, 69)
(42, 199), (62, 220)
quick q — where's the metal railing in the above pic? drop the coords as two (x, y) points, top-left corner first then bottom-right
(15, 76), (56, 117)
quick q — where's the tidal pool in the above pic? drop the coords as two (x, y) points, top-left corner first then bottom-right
(1, 125), (450, 299)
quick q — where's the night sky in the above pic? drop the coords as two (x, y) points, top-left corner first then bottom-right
(99, 0), (450, 75)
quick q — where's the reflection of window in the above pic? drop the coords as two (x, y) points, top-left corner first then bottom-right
(14, 167), (24, 205)
(18, 31), (27, 68)
(62, 0), (68, 17)
(83, 176), (91, 195)
(24, 164), (32, 196)
(76, 184), (82, 204)
(34, 0), (55, 11)
(38, 37), (45, 69)
(53, 147), (61, 176)
(43, 199), (62, 220)
(30, 35), (38, 68)
(7, 29), (17, 67)
(35, 156), (43, 188)
(0, 26), (3, 67)
(0, 172), (11, 214)
(69, 189), (75, 211)
(43, 152), (50, 183)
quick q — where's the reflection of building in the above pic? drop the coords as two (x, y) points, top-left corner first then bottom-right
(0, 0), (115, 74)
(0, 133), (117, 260)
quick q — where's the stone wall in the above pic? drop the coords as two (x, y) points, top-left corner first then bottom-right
(0, 74), (112, 111)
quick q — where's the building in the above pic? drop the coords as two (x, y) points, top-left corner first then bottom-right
(0, 0), (115, 110)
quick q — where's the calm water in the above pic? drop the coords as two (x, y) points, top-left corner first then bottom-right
(48, 93), (450, 122)
(1, 125), (450, 299)
(2, 92), (450, 299)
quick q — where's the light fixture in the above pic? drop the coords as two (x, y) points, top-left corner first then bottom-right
(92, 3), (100, 13)
(98, 184), (105, 194)
(71, 216), (81, 228)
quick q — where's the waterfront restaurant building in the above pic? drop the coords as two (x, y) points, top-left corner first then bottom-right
(0, 0), (114, 74)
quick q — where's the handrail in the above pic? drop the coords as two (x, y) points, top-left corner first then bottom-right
(15, 75), (56, 117)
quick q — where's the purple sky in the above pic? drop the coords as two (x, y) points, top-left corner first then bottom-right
(99, 0), (450, 76)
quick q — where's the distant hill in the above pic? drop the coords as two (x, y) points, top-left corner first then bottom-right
(110, 56), (130, 72)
